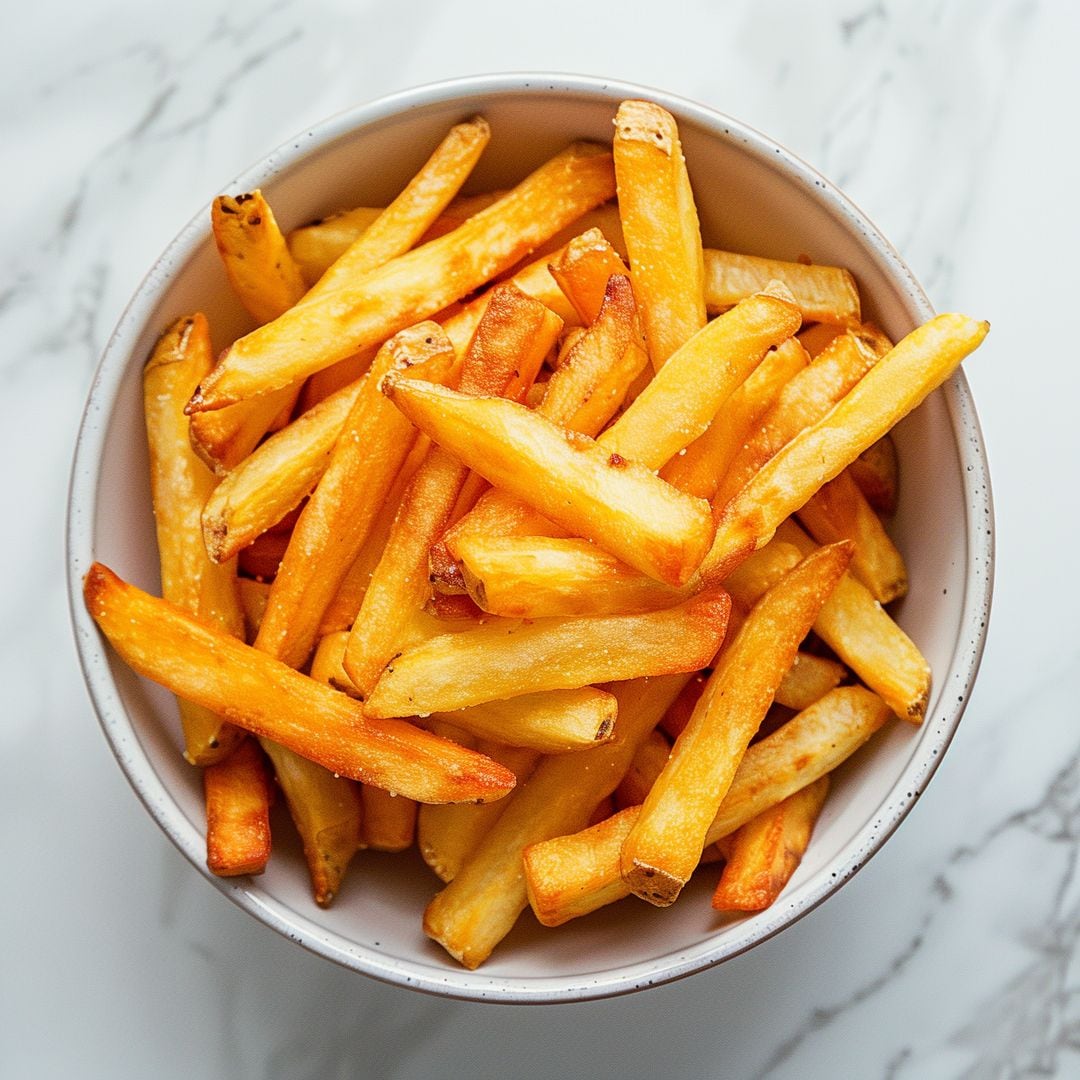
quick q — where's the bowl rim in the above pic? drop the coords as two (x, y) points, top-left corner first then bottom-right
(67, 71), (994, 1003)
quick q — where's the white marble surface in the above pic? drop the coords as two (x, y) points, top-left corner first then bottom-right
(4, 0), (1078, 1076)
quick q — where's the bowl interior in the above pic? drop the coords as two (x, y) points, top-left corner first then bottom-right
(69, 75), (990, 1002)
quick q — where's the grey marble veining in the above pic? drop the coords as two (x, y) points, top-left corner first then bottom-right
(4, 1), (1079, 1077)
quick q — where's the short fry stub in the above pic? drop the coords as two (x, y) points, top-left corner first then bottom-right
(204, 738), (273, 877)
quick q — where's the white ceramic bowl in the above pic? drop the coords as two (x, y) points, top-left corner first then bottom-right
(67, 73), (993, 1003)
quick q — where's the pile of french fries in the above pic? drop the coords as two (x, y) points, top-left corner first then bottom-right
(85, 101), (988, 968)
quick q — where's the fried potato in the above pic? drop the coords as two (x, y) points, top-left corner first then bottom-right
(203, 738), (273, 877)
(364, 589), (731, 718)
(84, 564), (516, 803)
(773, 651), (846, 712)
(360, 785), (417, 853)
(614, 729), (671, 810)
(848, 433), (899, 517)
(548, 227), (631, 324)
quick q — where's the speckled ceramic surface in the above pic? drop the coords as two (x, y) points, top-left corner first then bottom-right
(68, 74), (992, 1003)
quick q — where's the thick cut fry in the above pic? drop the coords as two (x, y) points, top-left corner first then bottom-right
(523, 685), (890, 926)
(704, 314), (989, 582)
(703, 249), (860, 326)
(774, 651), (846, 711)
(144, 313), (245, 765)
(797, 468), (908, 603)
(254, 324), (457, 670)
(848, 433), (899, 516)
(621, 543), (852, 906)
(419, 740), (540, 883)
(548, 227), (631, 324)
(614, 100), (706, 369)
(798, 321), (844, 358)
(597, 283), (802, 469)
(424, 674), (690, 968)
(380, 378), (716, 586)
(365, 590), (731, 718)
(84, 565), (516, 803)
(660, 337), (809, 499)
(772, 520), (931, 721)
(203, 738), (273, 877)
(711, 775), (830, 911)
(614, 729), (671, 809)
(457, 535), (684, 618)
(189, 143), (614, 409)
(360, 785), (417, 852)
(712, 329), (881, 509)
(343, 288), (562, 697)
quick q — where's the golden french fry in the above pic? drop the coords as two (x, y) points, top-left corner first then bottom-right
(704, 314), (989, 582)
(774, 651), (846, 712)
(660, 337), (809, 499)
(365, 589), (731, 718)
(548, 226), (631, 323)
(360, 785), (417, 852)
(703, 249), (860, 326)
(144, 313), (246, 765)
(797, 468), (908, 603)
(343, 287), (562, 697)
(614, 100), (706, 369)
(288, 205), (383, 285)
(848, 433), (899, 517)
(621, 543), (852, 906)
(84, 564), (517, 803)
(711, 775), (830, 912)
(424, 674), (691, 968)
(203, 738), (273, 877)
(254, 324), (457, 670)
(614, 729), (671, 810)
(188, 143), (614, 409)
(237, 577), (271, 641)
(380, 377), (716, 587)
(523, 685), (890, 926)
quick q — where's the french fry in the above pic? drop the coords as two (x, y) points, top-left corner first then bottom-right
(364, 589), (731, 718)
(237, 577), (271, 640)
(711, 775), (830, 911)
(144, 313), (246, 765)
(620, 542), (852, 906)
(798, 321), (844, 358)
(254, 324), (457, 670)
(548, 227), (631, 324)
(188, 143), (614, 409)
(288, 205), (383, 285)
(797, 468), (908, 602)
(343, 286), (562, 697)
(203, 738), (273, 877)
(236, 529), (289, 582)
(614, 100), (706, 369)
(614, 729), (671, 809)
(419, 739), (540, 883)
(773, 651), (846, 712)
(597, 283), (802, 469)
(703, 249), (860, 326)
(379, 377), (716, 586)
(360, 785), (417, 852)
(424, 674), (691, 968)
(523, 685), (890, 926)
(703, 314), (989, 583)
(848, 433), (899, 517)
(84, 564), (517, 804)
(660, 337), (809, 499)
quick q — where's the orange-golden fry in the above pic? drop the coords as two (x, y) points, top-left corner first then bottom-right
(620, 543), (852, 906)
(548, 226), (631, 324)
(848, 433), (899, 517)
(614, 729), (671, 810)
(203, 738), (273, 877)
(144, 313), (245, 765)
(188, 143), (614, 409)
(523, 685), (890, 926)
(614, 100), (706, 369)
(711, 775), (830, 912)
(84, 564), (516, 804)
(364, 589), (731, 718)
(360, 785), (417, 852)
(380, 377), (716, 587)
(774, 651), (846, 712)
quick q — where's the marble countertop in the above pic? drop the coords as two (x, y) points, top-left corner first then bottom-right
(5, 1), (1078, 1076)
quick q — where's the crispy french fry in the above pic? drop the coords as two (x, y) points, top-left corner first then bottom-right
(424, 674), (691, 968)
(288, 205), (384, 285)
(548, 227), (631, 324)
(343, 287), (562, 697)
(797, 468), (908, 603)
(236, 529), (289, 582)
(704, 314), (988, 583)
(84, 564), (517, 803)
(144, 313), (245, 765)
(621, 543), (852, 906)
(203, 738), (273, 877)
(254, 324), (456, 670)
(380, 378), (716, 586)
(189, 143), (614, 409)
(523, 685), (890, 926)
(614, 729), (671, 809)
(365, 589), (731, 718)
(660, 337), (809, 499)
(597, 283), (802, 469)
(360, 785), (417, 852)
(798, 321), (844, 358)
(711, 775), (830, 911)
(848, 433), (899, 517)
(237, 577), (271, 641)
(614, 100), (706, 369)
(703, 249), (860, 326)
(774, 651), (846, 712)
